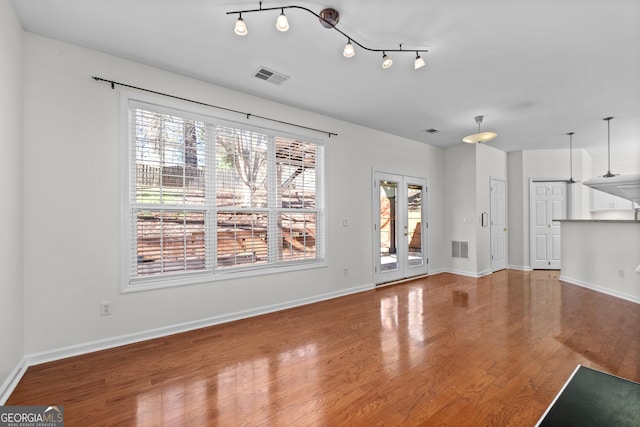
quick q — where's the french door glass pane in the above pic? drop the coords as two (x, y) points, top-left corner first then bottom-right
(380, 181), (398, 272)
(407, 184), (423, 267)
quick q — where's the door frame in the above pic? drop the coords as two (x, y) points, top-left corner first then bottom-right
(490, 177), (508, 272)
(372, 170), (429, 285)
(529, 178), (571, 269)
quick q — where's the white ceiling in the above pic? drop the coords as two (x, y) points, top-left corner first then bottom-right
(11, 0), (640, 156)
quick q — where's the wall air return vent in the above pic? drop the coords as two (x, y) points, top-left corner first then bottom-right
(452, 240), (469, 259)
(253, 66), (290, 86)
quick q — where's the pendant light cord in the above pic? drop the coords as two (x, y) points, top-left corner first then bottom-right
(603, 116), (615, 177)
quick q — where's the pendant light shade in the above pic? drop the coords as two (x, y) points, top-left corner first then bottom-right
(234, 15), (248, 36)
(343, 39), (355, 58)
(382, 52), (393, 69)
(414, 52), (426, 69)
(602, 116), (617, 178)
(276, 9), (289, 32)
(462, 115), (497, 143)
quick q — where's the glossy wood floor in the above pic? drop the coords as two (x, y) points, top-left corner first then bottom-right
(8, 271), (640, 426)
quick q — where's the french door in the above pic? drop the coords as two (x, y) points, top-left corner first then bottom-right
(373, 172), (428, 284)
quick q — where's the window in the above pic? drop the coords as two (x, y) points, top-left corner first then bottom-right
(123, 98), (324, 291)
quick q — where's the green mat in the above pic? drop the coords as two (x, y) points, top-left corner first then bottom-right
(536, 365), (640, 426)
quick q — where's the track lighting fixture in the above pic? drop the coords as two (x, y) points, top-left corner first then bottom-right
(234, 14), (248, 36)
(414, 52), (426, 69)
(227, 3), (428, 70)
(382, 52), (393, 69)
(343, 39), (354, 58)
(276, 9), (289, 32)
(462, 115), (498, 144)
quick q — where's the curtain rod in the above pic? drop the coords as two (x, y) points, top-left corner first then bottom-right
(91, 76), (338, 138)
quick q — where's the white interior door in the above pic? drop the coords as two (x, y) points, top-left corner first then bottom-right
(531, 181), (566, 269)
(374, 172), (428, 284)
(490, 178), (507, 272)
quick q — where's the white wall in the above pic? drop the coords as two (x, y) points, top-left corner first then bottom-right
(443, 143), (506, 276)
(507, 151), (526, 269)
(0, 0), (24, 400)
(444, 144), (477, 274)
(22, 34), (446, 356)
(560, 221), (640, 303)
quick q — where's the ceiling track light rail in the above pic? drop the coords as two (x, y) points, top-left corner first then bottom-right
(227, 2), (428, 69)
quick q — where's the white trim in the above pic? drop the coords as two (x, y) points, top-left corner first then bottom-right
(445, 268), (492, 278)
(559, 275), (640, 305)
(0, 357), (28, 405)
(534, 364), (582, 427)
(508, 264), (533, 271)
(22, 283), (373, 368)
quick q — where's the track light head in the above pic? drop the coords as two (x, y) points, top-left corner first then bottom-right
(382, 52), (393, 69)
(414, 52), (425, 69)
(343, 39), (354, 58)
(276, 9), (289, 32)
(234, 15), (248, 36)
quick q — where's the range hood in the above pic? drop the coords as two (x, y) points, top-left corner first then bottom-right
(583, 174), (640, 204)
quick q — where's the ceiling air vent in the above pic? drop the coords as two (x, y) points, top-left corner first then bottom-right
(253, 66), (289, 86)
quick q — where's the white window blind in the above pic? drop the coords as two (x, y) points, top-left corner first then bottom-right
(125, 99), (324, 290)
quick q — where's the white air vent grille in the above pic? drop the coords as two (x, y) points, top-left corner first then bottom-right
(254, 66), (289, 85)
(452, 241), (469, 259)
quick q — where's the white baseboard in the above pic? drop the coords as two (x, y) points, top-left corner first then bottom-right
(508, 264), (533, 271)
(559, 275), (640, 305)
(24, 283), (374, 367)
(0, 357), (28, 405)
(1, 283), (373, 402)
(445, 268), (491, 278)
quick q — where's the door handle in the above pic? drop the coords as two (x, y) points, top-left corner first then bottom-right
(503, 227), (507, 232)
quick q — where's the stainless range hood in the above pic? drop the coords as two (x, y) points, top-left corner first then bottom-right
(583, 174), (640, 204)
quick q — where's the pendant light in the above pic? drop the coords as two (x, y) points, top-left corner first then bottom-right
(276, 9), (289, 32)
(602, 116), (617, 178)
(234, 14), (248, 36)
(462, 115), (497, 143)
(343, 39), (355, 58)
(566, 132), (577, 184)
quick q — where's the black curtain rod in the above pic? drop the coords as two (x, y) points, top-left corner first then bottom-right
(91, 76), (338, 138)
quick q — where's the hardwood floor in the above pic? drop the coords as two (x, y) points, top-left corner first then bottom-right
(8, 270), (640, 426)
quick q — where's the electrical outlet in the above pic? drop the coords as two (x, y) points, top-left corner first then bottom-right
(618, 269), (625, 278)
(343, 268), (348, 276)
(100, 301), (112, 316)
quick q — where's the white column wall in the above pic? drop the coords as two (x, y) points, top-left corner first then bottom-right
(443, 144), (477, 275)
(22, 34), (445, 355)
(0, 0), (24, 399)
